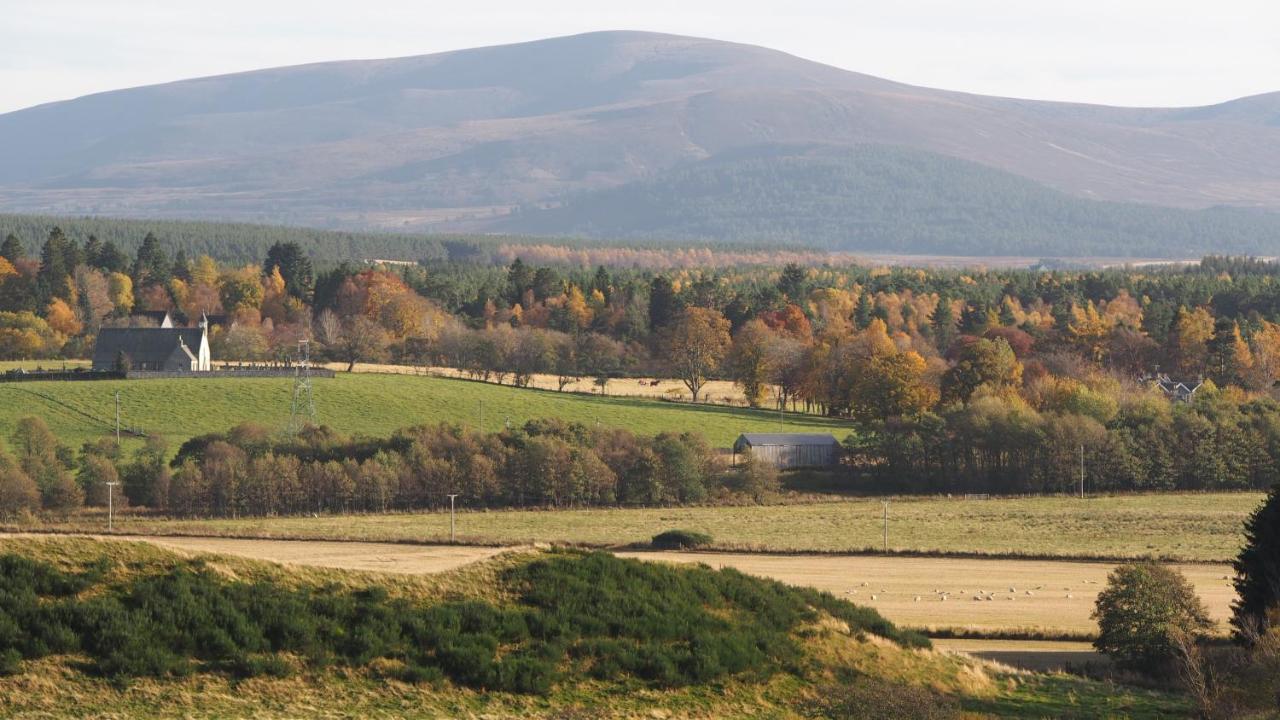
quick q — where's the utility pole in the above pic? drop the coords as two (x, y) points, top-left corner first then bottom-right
(105, 481), (120, 532)
(447, 494), (459, 543)
(882, 501), (889, 553)
(114, 390), (121, 447)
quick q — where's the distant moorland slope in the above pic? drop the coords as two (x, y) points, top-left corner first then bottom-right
(1, 31), (1278, 256)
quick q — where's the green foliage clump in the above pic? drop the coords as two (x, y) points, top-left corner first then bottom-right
(650, 529), (713, 550)
(1092, 562), (1213, 673)
(0, 549), (923, 694)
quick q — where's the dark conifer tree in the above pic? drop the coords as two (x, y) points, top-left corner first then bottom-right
(1233, 484), (1280, 642)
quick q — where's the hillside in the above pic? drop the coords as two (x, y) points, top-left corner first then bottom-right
(500, 144), (1280, 256)
(0, 537), (1188, 718)
(1, 31), (1279, 256)
(0, 373), (851, 452)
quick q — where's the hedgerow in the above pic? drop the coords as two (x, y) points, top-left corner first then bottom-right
(0, 549), (925, 693)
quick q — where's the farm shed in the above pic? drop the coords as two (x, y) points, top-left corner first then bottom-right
(732, 433), (840, 469)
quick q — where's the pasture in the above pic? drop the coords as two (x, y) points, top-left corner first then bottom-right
(0, 371), (849, 451)
(91, 492), (1260, 563)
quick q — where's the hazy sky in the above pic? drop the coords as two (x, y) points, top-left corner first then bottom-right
(2, 0), (1276, 114)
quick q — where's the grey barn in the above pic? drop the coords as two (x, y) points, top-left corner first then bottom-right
(91, 323), (212, 372)
(732, 433), (840, 469)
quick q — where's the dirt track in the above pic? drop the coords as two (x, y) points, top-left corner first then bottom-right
(62, 535), (507, 575)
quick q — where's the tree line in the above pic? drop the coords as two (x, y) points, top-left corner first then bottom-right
(0, 416), (782, 519)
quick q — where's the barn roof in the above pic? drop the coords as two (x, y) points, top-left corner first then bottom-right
(735, 433), (839, 447)
(92, 327), (205, 367)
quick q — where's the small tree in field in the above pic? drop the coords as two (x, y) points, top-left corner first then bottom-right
(1093, 562), (1213, 673)
(1233, 484), (1280, 642)
(733, 449), (780, 502)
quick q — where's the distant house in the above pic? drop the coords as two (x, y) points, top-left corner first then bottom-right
(92, 318), (211, 372)
(1148, 374), (1203, 403)
(732, 433), (840, 469)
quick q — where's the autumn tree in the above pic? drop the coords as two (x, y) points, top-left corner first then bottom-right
(1093, 562), (1213, 674)
(726, 319), (778, 407)
(851, 350), (937, 426)
(660, 307), (731, 402)
(941, 337), (1022, 404)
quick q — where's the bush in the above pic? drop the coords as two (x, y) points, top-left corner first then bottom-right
(1092, 562), (1213, 673)
(651, 529), (713, 550)
(0, 548), (923, 695)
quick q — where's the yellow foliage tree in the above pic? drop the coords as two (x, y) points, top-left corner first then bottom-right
(108, 273), (134, 316)
(45, 298), (82, 337)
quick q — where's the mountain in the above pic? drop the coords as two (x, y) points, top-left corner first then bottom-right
(1, 30), (1278, 256)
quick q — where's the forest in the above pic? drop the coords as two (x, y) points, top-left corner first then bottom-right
(499, 144), (1280, 256)
(7, 223), (1280, 507)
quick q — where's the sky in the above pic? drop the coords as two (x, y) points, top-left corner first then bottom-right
(2, 0), (1277, 114)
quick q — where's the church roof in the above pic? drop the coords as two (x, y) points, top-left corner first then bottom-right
(92, 327), (205, 368)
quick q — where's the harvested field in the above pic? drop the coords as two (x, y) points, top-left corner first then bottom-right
(617, 551), (1237, 636)
(89, 492), (1259, 562)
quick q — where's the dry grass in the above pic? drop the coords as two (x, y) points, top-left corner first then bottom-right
(79, 492), (1260, 563)
(620, 551), (1236, 637)
(323, 361), (757, 405)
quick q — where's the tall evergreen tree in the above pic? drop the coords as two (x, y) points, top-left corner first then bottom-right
(171, 249), (192, 283)
(648, 275), (680, 330)
(853, 292), (874, 329)
(505, 258), (533, 306)
(1233, 484), (1280, 642)
(590, 265), (612, 302)
(0, 234), (22, 263)
(264, 241), (315, 300)
(93, 240), (129, 274)
(1206, 318), (1251, 387)
(131, 232), (170, 286)
(37, 227), (78, 303)
(777, 262), (807, 301)
(930, 297), (957, 352)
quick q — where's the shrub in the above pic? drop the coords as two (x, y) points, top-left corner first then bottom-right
(651, 529), (713, 550)
(0, 548), (922, 696)
(1092, 562), (1213, 673)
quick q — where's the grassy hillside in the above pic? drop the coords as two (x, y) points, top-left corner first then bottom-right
(0, 373), (851, 452)
(0, 537), (1187, 718)
(503, 144), (1280, 257)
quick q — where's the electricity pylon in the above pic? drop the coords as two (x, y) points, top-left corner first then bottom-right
(287, 339), (317, 434)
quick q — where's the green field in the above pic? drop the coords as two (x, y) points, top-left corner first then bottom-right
(81, 492), (1258, 562)
(0, 373), (851, 451)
